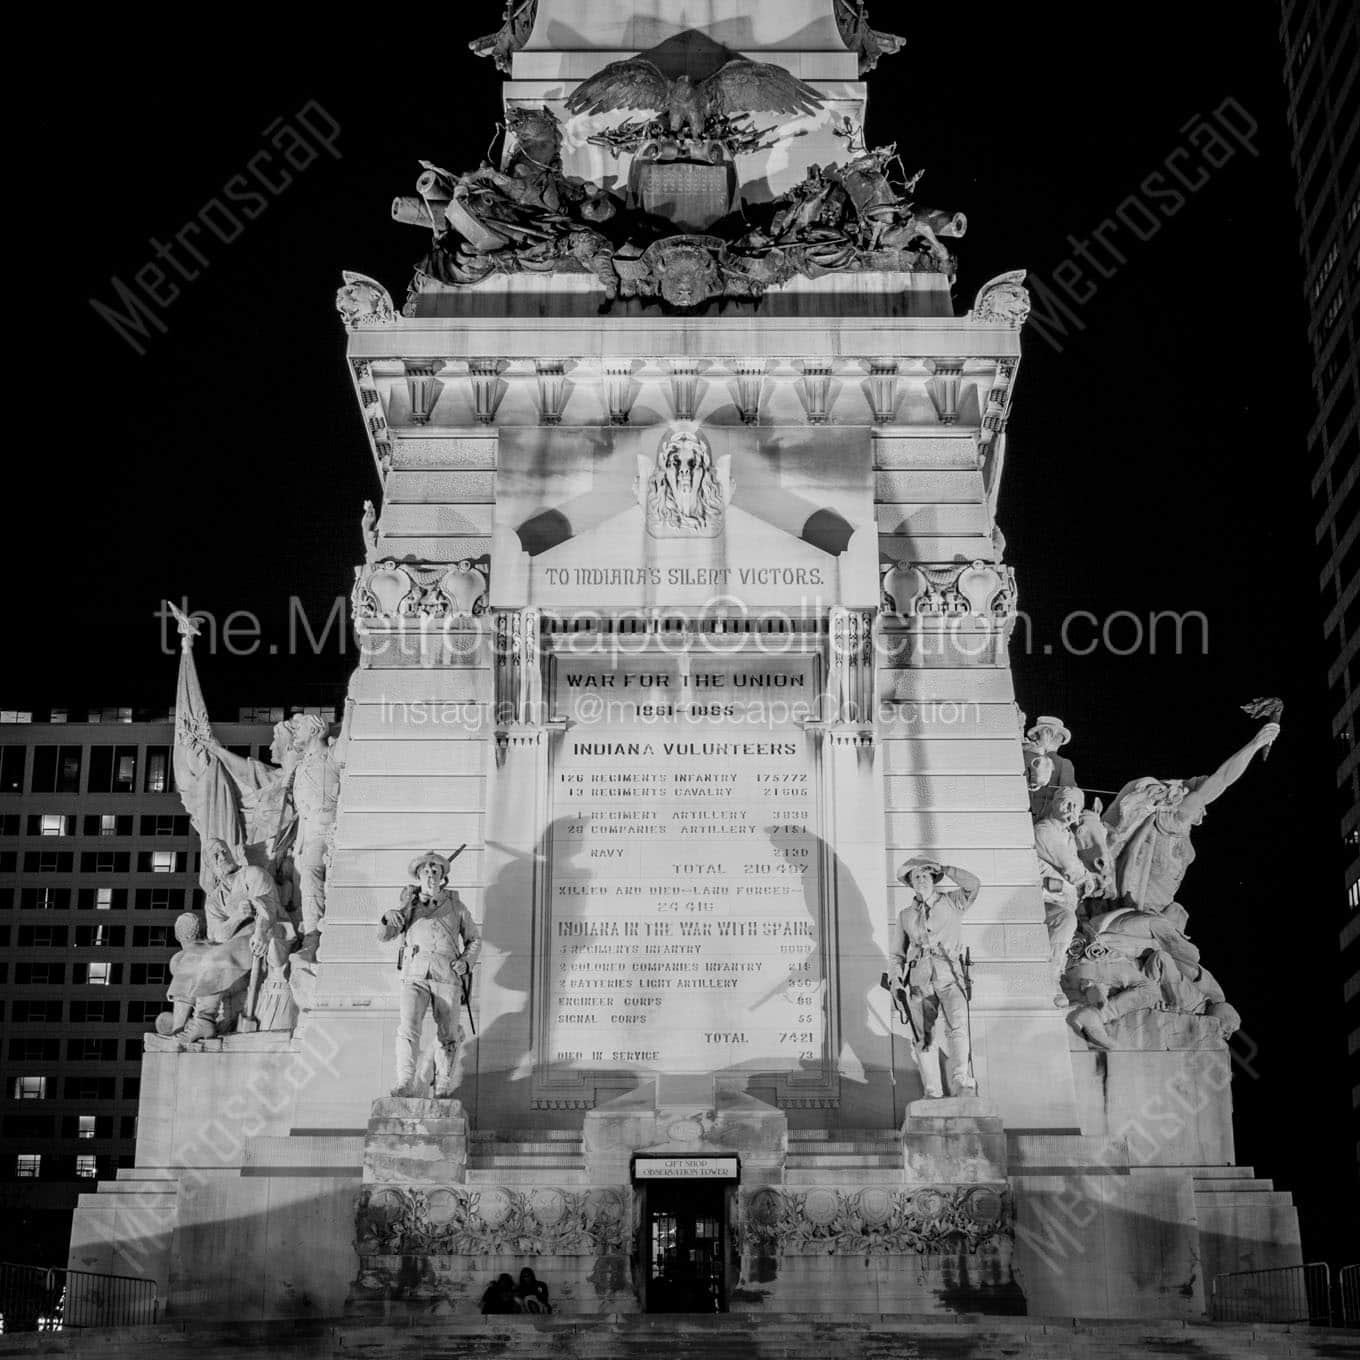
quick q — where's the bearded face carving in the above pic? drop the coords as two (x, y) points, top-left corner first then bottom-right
(642, 430), (727, 537)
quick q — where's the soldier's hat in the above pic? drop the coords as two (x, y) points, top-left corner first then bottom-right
(897, 856), (945, 884)
(1025, 714), (1072, 746)
(408, 850), (452, 880)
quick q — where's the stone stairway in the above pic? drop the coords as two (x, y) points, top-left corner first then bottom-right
(784, 1128), (901, 1183)
(0, 1314), (1350, 1359)
(467, 1128), (586, 1185)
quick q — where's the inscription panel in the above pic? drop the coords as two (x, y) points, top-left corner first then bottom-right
(544, 652), (825, 1077)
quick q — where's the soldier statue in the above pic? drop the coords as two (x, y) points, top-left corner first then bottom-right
(378, 849), (480, 1098)
(891, 856), (981, 1099)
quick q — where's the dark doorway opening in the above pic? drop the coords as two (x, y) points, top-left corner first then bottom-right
(639, 1180), (728, 1313)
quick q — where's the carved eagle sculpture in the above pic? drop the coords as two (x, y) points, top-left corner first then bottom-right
(566, 57), (823, 141)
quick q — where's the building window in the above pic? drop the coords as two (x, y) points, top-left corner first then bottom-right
(135, 887), (181, 911)
(0, 745), (24, 793)
(68, 1038), (117, 1061)
(39, 813), (68, 837)
(133, 925), (172, 948)
(76, 1115), (97, 1141)
(12, 1076), (47, 1100)
(96, 888), (113, 911)
(124, 1001), (163, 1025)
(21, 887), (69, 912)
(11, 1000), (64, 1023)
(17, 925), (68, 948)
(151, 850), (176, 874)
(75, 1155), (98, 1179)
(15, 1154), (41, 1178)
(64, 1077), (116, 1100)
(129, 962), (169, 987)
(14, 962), (65, 985)
(144, 747), (171, 793)
(87, 746), (137, 794)
(123, 1078), (141, 1100)
(84, 962), (112, 986)
(9, 1038), (59, 1061)
(30, 746), (82, 793)
(27, 850), (73, 873)
(68, 1001), (120, 1024)
(99, 814), (118, 837)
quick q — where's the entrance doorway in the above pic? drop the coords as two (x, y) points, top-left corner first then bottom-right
(640, 1181), (728, 1313)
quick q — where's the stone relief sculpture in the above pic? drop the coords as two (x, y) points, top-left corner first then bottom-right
(1022, 714), (1075, 820)
(379, 850), (482, 1097)
(640, 429), (728, 536)
(153, 840), (298, 1043)
(890, 857), (980, 1098)
(832, 1), (906, 75)
(970, 270), (1032, 327)
(335, 271), (397, 329)
(1051, 719), (1279, 1050)
(1102, 722), (1280, 920)
(468, 0), (537, 73)
(360, 499), (380, 564)
(384, 64), (967, 316)
(565, 56), (823, 145)
(1034, 787), (1103, 1005)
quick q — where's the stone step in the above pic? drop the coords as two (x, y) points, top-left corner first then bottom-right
(470, 1129), (582, 1142)
(787, 1129), (899, 1142)
(787, 1140), (901, 1154)
(465, 1168), (588, 1186)
(114, 1167), (179, 1181)
(786, 1159), (903, 1172)
(1191, 1165), (1257, 1179)
(468, 1155), (587, 1169)
(1193, 1178), (1275, 1193)
(468, 1141), (584, 1155)
(1, 1315), (1345, 1360)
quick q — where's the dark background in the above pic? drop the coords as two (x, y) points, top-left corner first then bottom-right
(13, 7), (1356, 1266)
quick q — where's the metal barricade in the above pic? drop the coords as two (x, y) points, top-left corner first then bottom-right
(1210, 1262), (1332, 1325)
(0, 1261), (158, 1332)
(1339, 1263), (1360, 1328)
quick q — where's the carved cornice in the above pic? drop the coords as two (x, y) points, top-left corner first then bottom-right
(882, 560), (1017, 620)
(352, 558), (489, 625)
(745, 1184), (1011, 1256)
(356, 1184), (629, 1257)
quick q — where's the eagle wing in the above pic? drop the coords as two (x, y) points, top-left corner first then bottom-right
(700, 59), (823, 119)
(565, 58), (671, 117)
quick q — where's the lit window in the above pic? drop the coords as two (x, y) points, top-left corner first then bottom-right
(99, 814), (117, 837)
(96, 888), (113, 911)
(40, 814), (66, 837)
(151, 851), (175, 874)
(86, 962), (111, 986)
(75, 1155), (97, 1179)
(13, 1076), (47, 1100)
(77, 1115), (96, 1140)
(15, 1154), (40, 1178)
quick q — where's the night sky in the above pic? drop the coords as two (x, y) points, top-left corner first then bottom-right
(17, 8), (1356, 1263)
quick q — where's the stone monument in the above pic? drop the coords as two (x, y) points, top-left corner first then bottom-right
(68, 1), (1301, 1324)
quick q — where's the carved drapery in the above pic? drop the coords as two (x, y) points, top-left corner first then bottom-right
(469, 360), (506, 424)
(926, 359), (964, 425)
(403, 359), (445, 426)
(867, 359), (900, 424)
(494, 607), (544, 727)
(732, 358), (765, 425)
(535, 359), (570, 425)
(799, 360), (833, 425)
(745, 1184), (1012, 1257)
(356, 1184), (629, 1258)
(882, 561), (1016, 620)
(353, 558), (489, 624)
(827, 606), (877, 727)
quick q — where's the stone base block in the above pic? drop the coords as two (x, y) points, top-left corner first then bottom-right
(363, 1096), (468, 1184)
(901, 1096), (1007, 1183)
(583, 1081), (787, 1186)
